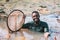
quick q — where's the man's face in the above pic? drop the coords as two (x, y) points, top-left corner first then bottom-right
(32, 13), (40, 22)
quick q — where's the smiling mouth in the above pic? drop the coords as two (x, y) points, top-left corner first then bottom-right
(34, 18), (39, 21)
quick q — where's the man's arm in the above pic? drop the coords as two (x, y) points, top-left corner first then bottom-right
(43, 22), (50, 40)
(22, 23), (29, 29)
(44, 22), (49, 32)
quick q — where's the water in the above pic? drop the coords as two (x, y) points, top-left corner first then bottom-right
(0, 15), (60, 40)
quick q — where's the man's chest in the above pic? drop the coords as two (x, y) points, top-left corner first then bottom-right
(28, 25), (44, 32)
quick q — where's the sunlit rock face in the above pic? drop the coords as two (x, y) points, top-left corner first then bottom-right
(0, 0), (60, 15)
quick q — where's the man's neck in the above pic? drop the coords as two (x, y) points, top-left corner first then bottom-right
(34, 20), (40, 25)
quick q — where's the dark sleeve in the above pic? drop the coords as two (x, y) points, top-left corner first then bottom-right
(22, 23), (29, 29)
(43, 22), (49, 32)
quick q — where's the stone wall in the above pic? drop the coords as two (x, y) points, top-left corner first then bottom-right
(0, 0), (60, 16)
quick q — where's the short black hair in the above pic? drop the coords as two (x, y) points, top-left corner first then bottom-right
(32, 11), (40, 16)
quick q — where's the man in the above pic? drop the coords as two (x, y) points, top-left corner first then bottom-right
(22, 11), (50, 39)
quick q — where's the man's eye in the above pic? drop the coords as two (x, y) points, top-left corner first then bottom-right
(33, 15), (38, 17)
(33, 16), (35, 17)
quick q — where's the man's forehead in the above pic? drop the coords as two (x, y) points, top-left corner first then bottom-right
(32, 13), (40, 17)
(32, 13), (38, 15)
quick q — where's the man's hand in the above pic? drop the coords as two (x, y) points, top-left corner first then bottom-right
(44, 32), (50, 40)
(23, 14), (26, 19)
(18, 14), (26, 28)
(5, 34), (11, 40)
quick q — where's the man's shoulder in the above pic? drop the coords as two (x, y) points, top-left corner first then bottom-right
(40, 21), (48, 26)
(40, 21), (47, 23)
